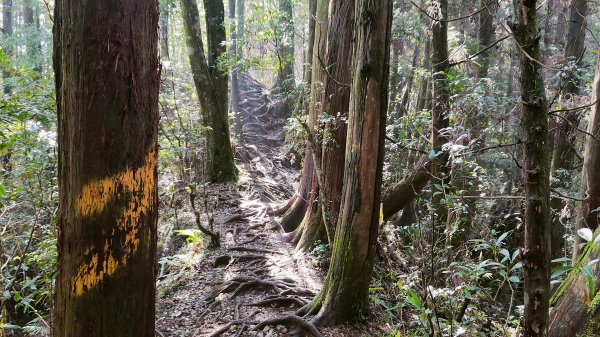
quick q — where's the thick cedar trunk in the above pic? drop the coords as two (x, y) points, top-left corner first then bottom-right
(550, 54), (600, 337)
(180, 0), (237, 182)
(573, 53), (600, 262)
(53, 0), (160, 336)
(276, 0), (295, 96)
(290, 0), (355, 250)
(229, 0), (243, 141)
(308, 0), (391, 324)
(318, 0), (355, 238)
(512, 1), (552, 336)
(2, 0), (12, 94)
(280, 154), (313, 231)
(551, 0), (587, 260)
(279, 0), (328, 235)
(430, 0), (450, 237)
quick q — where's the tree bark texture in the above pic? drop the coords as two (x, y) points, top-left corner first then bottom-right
(573, 52), (600, 262)
(53, 0), (160, 336)
(303, 0), (317, 86)
(23, 1), (42, 72)
(513, 1), (552, 336)
(279, 0), (329, 237)
(476, 0), (496, 79)
(550, 0), (587, 260)
(309, 0), (391, 323)
(430, 0), (450, 238)
(180, 0), (237, 183)
(229, 0), (243, 141)
(318, 0), (355, 238)
(159, 1), (169, 60)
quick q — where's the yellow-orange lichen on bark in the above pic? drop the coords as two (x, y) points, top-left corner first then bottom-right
(71, 151), (157, 296)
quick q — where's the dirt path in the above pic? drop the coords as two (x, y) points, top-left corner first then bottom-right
(156, 75), (353, 337)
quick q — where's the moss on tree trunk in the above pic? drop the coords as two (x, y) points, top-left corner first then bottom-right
(180, 0), (237, 183)
(307, 0), (392, 324)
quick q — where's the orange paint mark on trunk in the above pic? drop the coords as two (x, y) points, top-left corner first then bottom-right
(72, 151), (157, 296)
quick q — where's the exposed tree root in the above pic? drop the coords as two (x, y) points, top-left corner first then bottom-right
(238, 235), (263, 245)
(281, 288), (317, 297)
(228, 246), (283, 255)
(245, 295), (307, 308)
(223, 210), (259, 224)
(294, 301), (321, 318)
(204, 276), (297, 304)
(213, 254), (269, 268)
(255, 315), (324, 337)
(208, 311), (259, 337)
(199, 299), (222, 319)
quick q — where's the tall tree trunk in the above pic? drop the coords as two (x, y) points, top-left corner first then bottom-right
(554, 1), (568, 51)
(303, 0), (317, 86)
(397, 43), (420, 123)
(550, 52), (600, 337)
(387, 0), (402, 118)
(180, 0), (237, 182)
(24, 0), (41, 72)
(236, 0), (244, 58)
(543, 0), (555, 57)
(476, 0), (496, 79)
(53, 0), (160, 336)
(229, 0), (243, 141)
(275, 0), (295, 96)
(279, 0), (328, 234)
(159, 1), (169, 60)
(512, 1), (552, 336)
(550, 0), (587, 260)
(306, 0), (391, 324)
(415, 39), (431, 113)
(288, 0), (355, 251)
(430, 0), (450, 240)
(2, 0), (12, 94)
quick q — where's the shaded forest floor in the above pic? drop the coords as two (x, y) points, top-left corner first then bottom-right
(155, 76), (385, 337)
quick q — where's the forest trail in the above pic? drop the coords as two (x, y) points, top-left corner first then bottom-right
(156, 76), (370, 337)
